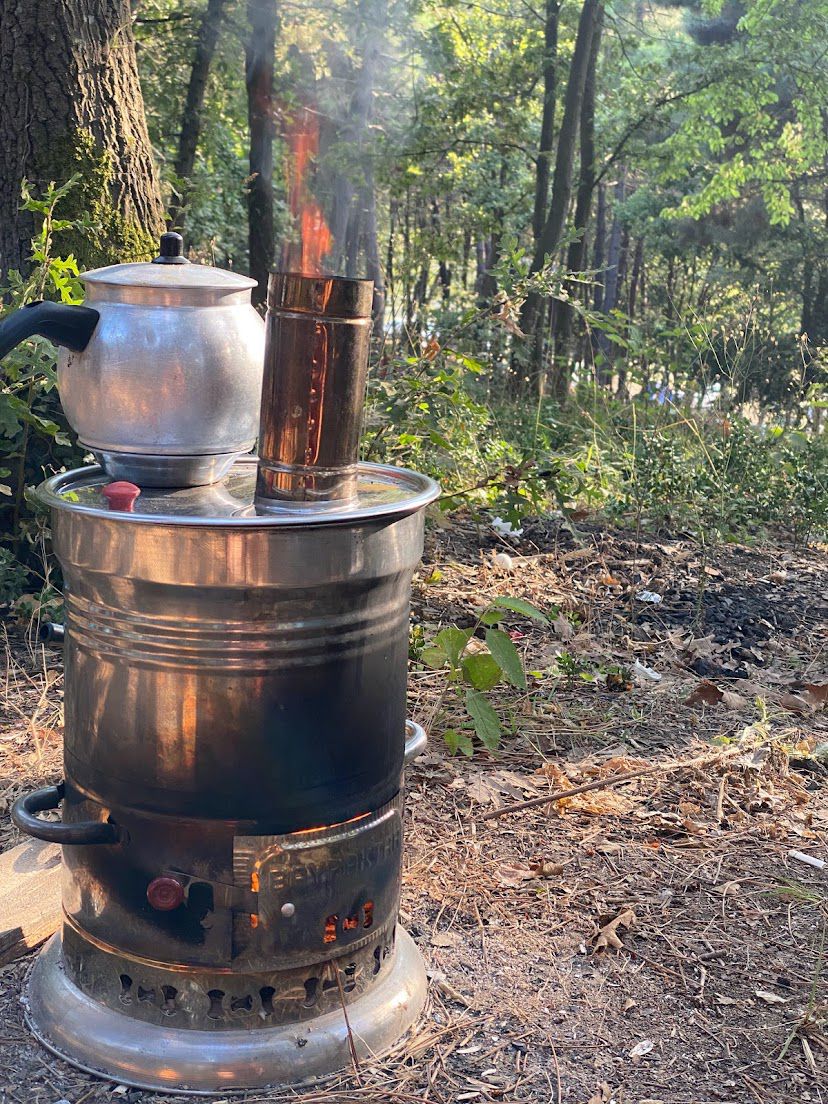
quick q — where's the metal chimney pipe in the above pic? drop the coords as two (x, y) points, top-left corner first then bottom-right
(255, 272), (374, 510)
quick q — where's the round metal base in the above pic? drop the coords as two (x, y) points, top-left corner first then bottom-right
(89, 447), (244, 487)
(25, 928), (427, 1095)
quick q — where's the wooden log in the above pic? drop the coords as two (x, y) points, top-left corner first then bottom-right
(0, 838), (61, 965)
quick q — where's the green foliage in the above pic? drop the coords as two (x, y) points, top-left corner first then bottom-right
(418, 597), (547, 755)
(0, 178), (89, 598)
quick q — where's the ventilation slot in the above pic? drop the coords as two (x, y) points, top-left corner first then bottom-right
(303, 977), (319, 1007)
(260, 986), (276, 1016)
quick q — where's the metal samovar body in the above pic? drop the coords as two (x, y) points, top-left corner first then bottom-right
(13, 275), (438, 1093)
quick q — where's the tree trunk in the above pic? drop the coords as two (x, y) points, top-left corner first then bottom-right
(324, 0), (385, 284)
(596, 171), (626, 385)
(0, 0), (164, 279)
(532, 0), (560, 241)
(549, 7), (603, 400)
(245, 0), (278, 305)
(518, 0), (604, 387)
(363, 169), (385, 338)
(169, 0), (229, 232)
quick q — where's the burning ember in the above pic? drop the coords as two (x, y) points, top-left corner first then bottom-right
(284, 103), (332, 274)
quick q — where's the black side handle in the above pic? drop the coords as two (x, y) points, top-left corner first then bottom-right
(38, 622), (65, 645)
(12, 783), (122, 845)
(0, 301), (100, 360)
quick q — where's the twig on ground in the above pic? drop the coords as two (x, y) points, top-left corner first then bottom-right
(477, 745), (749, 822)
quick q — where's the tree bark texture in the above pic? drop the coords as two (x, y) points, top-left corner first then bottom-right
(245, 0), (278, 305)
(532, 0), (559, 242)
(170, 0), (229, 232)
(0, 0), (164, 280)
(596, 169), (627, 383)
(518, 0), (604, 386)
(549, 8), (603, 399)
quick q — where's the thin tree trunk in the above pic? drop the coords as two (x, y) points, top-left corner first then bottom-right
(549, 8), (603, 400)
(518, 0), (604, 388)
(169, 0), (229, 232)
(618, 236), (643, 395)
(386, 200), (397, 349)
(245, 0), (278, 304)
(587, 181), (606, 371)
(532, 0), (560, 241)
(325, 0), (385, 282)
(596, 171), (626, 385)
(0, 0), (164, 278)
(363, 170), (385, 338)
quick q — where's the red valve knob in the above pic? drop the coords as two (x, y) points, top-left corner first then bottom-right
(147, 876), (185, 911)
(101, 481), (141, 512)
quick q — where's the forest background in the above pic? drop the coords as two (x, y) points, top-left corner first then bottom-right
(0, 0), (827, 603)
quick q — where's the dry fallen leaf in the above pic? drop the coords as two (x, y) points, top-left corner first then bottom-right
(801, 683), (828, 709)
(722, 689), (749, 710)
(593, 907), (636, 953)
(755, 988), (788, 1005)
(715, 994), (738, 1006)
(576, 789), (636, 816)
(779, 692), (814, 715)
(430, 930), (463, 948)
(495, 863), (536, 888)
(528, 858), (564, 878)
(587, 1083), (613, 1104)
(629, 1039), (654, 1058)
(467, 776), (499, 805)
(685, 680), (724, 706)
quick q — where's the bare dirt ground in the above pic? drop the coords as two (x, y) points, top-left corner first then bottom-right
(1, 512), (826, 1104)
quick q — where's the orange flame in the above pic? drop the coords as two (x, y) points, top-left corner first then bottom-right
(284, 104), (332, 274)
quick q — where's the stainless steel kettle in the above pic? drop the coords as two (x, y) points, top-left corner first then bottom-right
(0, 233), (265, 487)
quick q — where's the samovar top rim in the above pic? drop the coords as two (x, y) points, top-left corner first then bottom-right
(38, 459), (440, 528)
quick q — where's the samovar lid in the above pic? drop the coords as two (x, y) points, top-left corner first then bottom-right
(38, 457), (440, 527)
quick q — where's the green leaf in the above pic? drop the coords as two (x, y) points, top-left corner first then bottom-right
(443, 729), (474, 758)
(435, 626), (473, 667)
(461, 652), (503, 691)
(0, 399), (21, 439)
(485, 628), (526, 689)
(465, 689), (502, 752)
(479, 608), (505, 625)
(420, 645), (447, 670)
(491, 597), (548, 623)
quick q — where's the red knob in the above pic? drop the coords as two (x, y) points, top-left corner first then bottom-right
(147, 876), (185, 911)
(102, 481), (141, 512)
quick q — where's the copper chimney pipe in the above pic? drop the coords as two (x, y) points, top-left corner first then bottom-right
(255, 272), (374, 510)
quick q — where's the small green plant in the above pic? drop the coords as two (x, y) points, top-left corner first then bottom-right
(0, 176), (94, 596)
(419, 596), (548, 756)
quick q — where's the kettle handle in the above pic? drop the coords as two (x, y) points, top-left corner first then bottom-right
(0, 301), (99, 359)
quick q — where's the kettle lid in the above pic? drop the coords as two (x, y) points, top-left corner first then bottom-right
(80, 233), (256, 292)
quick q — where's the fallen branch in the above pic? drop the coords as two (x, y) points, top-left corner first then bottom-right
(477, 745), (748, 823)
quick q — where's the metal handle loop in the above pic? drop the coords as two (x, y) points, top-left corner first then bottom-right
(404, 719), (427, 764)
(11, 783), (121, 845)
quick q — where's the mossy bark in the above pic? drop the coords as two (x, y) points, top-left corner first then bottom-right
(0, 0), (164, 279)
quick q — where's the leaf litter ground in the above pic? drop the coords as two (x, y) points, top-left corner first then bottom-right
(0, 514), (826, 1104)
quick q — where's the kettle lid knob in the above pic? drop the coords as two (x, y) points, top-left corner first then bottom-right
(102, 481), (141, 512)
(152, 232), (189, 265)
